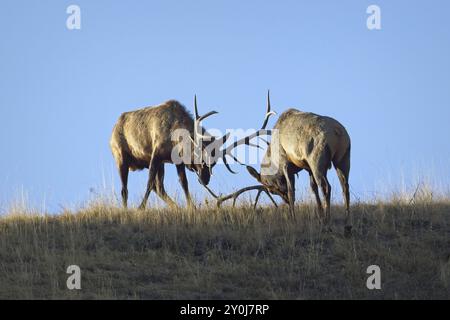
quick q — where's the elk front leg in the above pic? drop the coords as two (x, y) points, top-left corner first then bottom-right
(139, 156), (160, 210)
(283, 164), (296, 220)
(309, 171), (324, 216)
(119, 162), (129, 208)
(155, 165), (178, 209)
(176, 164), (195, 209)
(317, 174), (331, 226)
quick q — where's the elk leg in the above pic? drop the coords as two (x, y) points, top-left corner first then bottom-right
(318, 174), (331, 225)
(139, 156), (160, 210)
(311, 167), (331, 225)
(283, 164), (296, 220)
(155, 165), (178, 209)
(308, 171), (323, 216)
(119, 162), (129, 208)
(176, 164), (195, 209)
(311, 146), (333, 226)
(334, 150), (351, 234)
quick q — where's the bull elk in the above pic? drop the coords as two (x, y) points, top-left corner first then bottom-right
(110, 97), (230, 210)
(216, 93), (352, 232)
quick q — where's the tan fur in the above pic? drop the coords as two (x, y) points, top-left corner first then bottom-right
(110, 100), (194, 170)
(272, 109), (350, 171)
(110, 100), (213, 210)
(249, 108), (351, 230)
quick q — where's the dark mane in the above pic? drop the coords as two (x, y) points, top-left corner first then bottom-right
(165, 99), (194, 120)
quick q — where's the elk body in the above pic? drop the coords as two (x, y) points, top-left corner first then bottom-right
(110, 98), (228, 210)
(218, 103), (351, 231)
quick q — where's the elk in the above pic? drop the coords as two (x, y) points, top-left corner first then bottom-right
(216, 95), (351, 231)
(110, 97), (231, 210)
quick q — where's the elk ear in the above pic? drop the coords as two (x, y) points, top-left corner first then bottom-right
(246, 166), (261, 183)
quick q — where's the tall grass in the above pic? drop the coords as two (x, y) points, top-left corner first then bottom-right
(1, 185), (449, 300)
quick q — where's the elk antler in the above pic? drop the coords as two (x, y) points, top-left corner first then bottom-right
(193, 95), (217, 145)
(217, 91), (277, 174)
(198, 178), (220, 199)
(214, 185), (278, 209)
(192, 95), (229, 168)
(198, 174), (278, 210)
(258, 90), (277, 146)
(261, 90), (277, 130)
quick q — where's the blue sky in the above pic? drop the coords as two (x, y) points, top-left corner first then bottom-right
(1, 1), (449, 212)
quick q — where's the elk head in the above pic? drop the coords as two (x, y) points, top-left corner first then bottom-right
(187, 95), (231, 186)
(204, 91), (280, 205)
(217, 143), (291, 206)
(246, 165), (289, 204)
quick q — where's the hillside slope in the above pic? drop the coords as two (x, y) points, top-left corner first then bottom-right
(0, 201), (449, 299)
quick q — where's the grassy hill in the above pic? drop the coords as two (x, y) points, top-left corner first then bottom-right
(0, 199), (449, 299)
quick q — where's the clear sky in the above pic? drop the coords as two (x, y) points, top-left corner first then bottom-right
(1, 0), (450, 212)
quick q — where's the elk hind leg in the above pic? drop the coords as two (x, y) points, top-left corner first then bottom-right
(176, 164), (195, 209)
(334, 150), (351, 234)
(139, 155), (160, 210)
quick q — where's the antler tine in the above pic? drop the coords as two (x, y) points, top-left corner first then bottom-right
(197, 177), (276, 211)
(222, 155), (238, 174)
(261, 90), (277, 130)
(194, 95), (199, 119)
(193, 95), (201, 144)
(216, 185), (265, 208)
(253, 188), (278, 209)
(218, 91), (276, 174)
(193, 95), (219, 144)
(198, 179), (220, 199)
(258, 137), (270, 146)
(221, 129), (271, 167)
(193, 95), (218, 123)
(198, 111), (218, 123)
(204, 132), (232, 169)
(254, 189), (263, 209)
(262, 189), (278, 208)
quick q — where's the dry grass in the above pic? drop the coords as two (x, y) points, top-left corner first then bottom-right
(0, 198), (449, 300)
